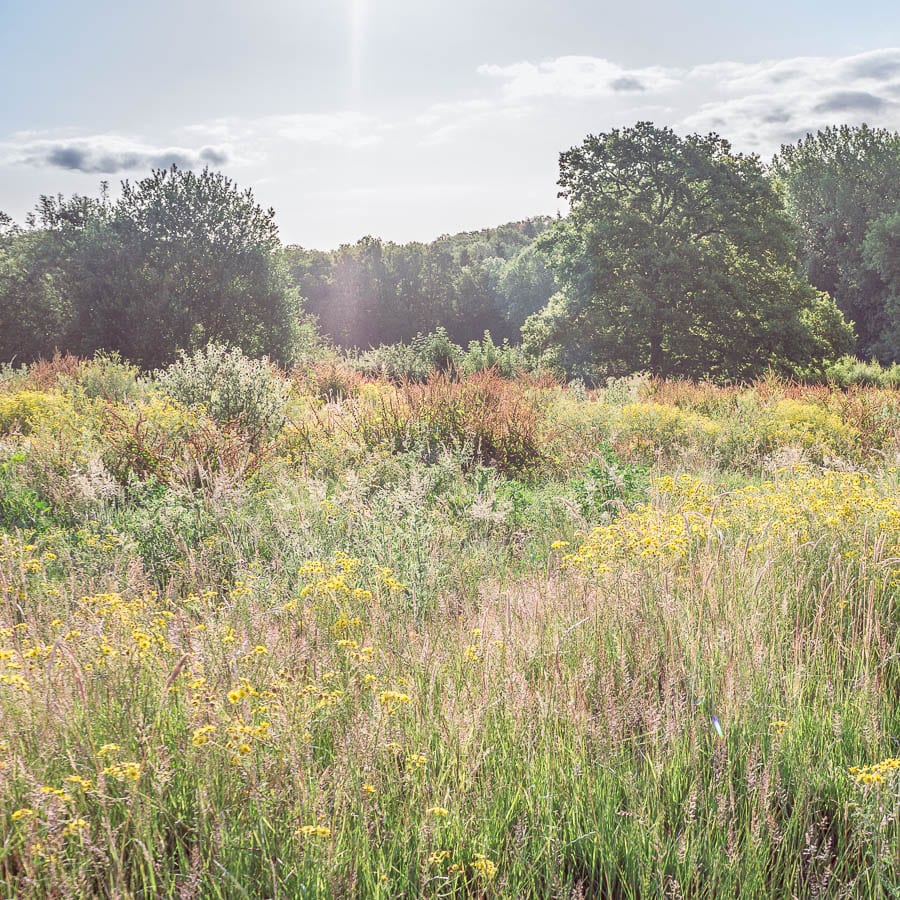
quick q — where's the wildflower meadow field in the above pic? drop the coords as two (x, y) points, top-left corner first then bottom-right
(0, 350), (897, 898)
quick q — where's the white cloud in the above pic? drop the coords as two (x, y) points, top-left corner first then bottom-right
(477, 56), (681, 101)
(189, 111), (386, 150)
(453, 48), (900, 157)
(4, 110), (387, 175)
(681, 48), (900, 154)
(415, 98), (532, 145)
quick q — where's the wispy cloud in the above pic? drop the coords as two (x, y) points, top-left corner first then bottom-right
(415, 98), (531, 145)
(186, 111), (386, 150)
(477, 56), (679, 100)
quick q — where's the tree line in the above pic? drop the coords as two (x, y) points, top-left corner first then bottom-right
(1, 123), (898, 380)
(284, 219), (556, 349)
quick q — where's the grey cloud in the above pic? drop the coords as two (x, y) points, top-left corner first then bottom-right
(200, 146), (230, 165)
(845, 51), (900, 81)
(761, 109), (792, 124)
(767, 68), (803, 85)
(812, 91), (887, 114)
(609, 76), (645, 92)
(45, 145), (96, 171)
(17, 138), (231, 173)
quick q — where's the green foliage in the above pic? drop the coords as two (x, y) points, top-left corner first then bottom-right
(773, 125), (900, 362)
(863, 210), (900, 356)
(357, 330), (532, 383)
(571, 445), (650, 521)
(284, 218), (556, 348)
(0, 225), (73, 365)
(155, 343), (288, 437)
(459, 332), (528, 378)
(70, 351), (142, 402)
(0, 168), (310, 367)
(825, 355), (900, 389)
(356, 329), (464, 382)
(0, 454), (52, 530)
(0, 370), (897, 896)
(526, 122), (854, 381)
(0, 373), (897, 896)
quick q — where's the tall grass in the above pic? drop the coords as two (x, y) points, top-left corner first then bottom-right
(0, 359), (896, 897)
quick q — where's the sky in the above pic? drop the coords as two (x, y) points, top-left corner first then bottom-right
(2, 0), (900, 248)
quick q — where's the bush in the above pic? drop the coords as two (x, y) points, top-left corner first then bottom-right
(752, 399), (860, 459)
(155, 343), (288, 438)
(356, 329), (463, 383)
(296, 361), (366, 402)
(612, 402), (721, 460)
(69, 351), (142, 402)
(363, 371), (546, 473)
(571, 445), (650, 522)
(825, 355), (900, 388)
(460, 333), (528, 378)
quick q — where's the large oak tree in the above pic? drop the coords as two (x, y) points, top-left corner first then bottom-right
(524, 122), (852, 380)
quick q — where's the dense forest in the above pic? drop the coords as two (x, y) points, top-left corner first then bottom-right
(2, 122), (899, 381)
(284, 218), (556, 349)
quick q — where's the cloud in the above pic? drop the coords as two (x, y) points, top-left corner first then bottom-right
(415, 98), (531, 145)
(4, 109), (386, 176)
(844, 48), (900, 81)
(812, 90), (887, 114)
(412, 48), (889, 157)
(610, 76), (647, 93)
(6, 135), (233, 174)
(186, 111), (385, 150)
(477, 56), (679, 100)
(680, 49), (900, 154)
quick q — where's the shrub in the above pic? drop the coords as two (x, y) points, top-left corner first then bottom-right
(611, 402), (721, 460)
(155, 343), (288, 438)
(361, 371), (546, 473)
(356, 329), (463, 383)
(73, 351), (142, 402)
(459, 333), (528, 378)
(752, 399), (860, 459)
(825, 355), (900, 388)
(571, 445), (650, 522)
(296, 361), (366, 402)
(16, 352), (81, 391)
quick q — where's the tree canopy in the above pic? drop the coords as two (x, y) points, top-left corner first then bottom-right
(0, 168), (306, 367)
(773, 125), (900, 363)
(524, 122), (853, 380)
(283, 219), (556, 349)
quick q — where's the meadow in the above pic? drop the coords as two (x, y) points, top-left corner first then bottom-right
(0, 351), (897, 898)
